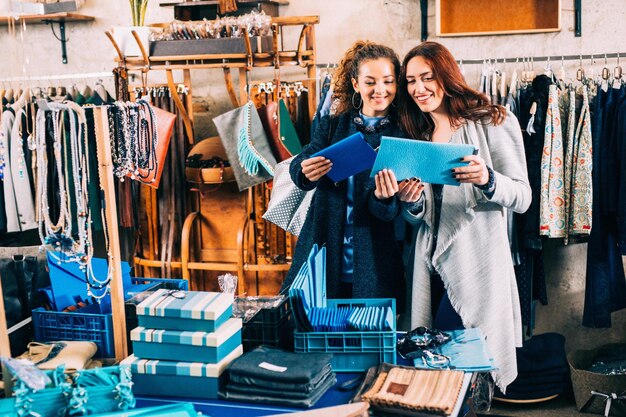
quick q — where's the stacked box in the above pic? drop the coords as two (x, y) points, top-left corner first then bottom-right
(122, 289), (243, 399)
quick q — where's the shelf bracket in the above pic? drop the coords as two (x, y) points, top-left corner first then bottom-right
(574, 0), (581, 37)
(45, 19), (69, 64)
(420, 0), (428, 41)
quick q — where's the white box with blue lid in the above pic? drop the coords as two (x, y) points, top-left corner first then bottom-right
(136, 289), (233, 332)
(130, 318), (242, 363)
(121, 345), (243, 399)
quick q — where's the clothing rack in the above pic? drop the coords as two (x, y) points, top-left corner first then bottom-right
(457, 52), (625, 65)
(0, 71), (115, 83)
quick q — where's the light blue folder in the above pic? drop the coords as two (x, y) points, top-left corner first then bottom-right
(370, 136), (477, 186)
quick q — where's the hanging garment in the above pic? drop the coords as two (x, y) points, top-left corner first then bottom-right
(569, 85), (593, 236)
(514, 76), (551, 336)
(617, 88), (626, 253)
(561, 87), (576, 245)
(539, 84), (566, 238)
(583, 85), (626, 328)
(8, 107), (37, 231)
(1, 108), (20, 232)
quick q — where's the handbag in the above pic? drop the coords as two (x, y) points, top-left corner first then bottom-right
(258, 100), (303, 162)
(17, 341), (98, 373)
(213, 101), (277, 191)
(262, 155), (314, 236)
(0, 254), (49, 356)
(125, 103), (176, 189)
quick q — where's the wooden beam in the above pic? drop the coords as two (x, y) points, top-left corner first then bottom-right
(93, 107), (128, 361)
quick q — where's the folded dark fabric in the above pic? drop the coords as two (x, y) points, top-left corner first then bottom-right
(516, 333), (567, 374)
(227, 346), (333, 385)
(225, 367), (334, 399)
(219, 371), (336, 408)
(505, 381), (568, 395)
(512, 369), (570, 386)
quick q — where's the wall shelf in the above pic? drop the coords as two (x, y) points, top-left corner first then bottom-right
(0, 13), (95, 64)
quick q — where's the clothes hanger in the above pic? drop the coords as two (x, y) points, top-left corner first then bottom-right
(588, 54), (596, 82)
(576, 55), (585, 83)
(499, 59), (507, 100)
(544, 56), (553, 78)
(559, 56), (567, 83)
(509, 58), (518, 97)
(614, 52), (623, 81)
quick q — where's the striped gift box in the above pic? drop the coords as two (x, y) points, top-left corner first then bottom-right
(136, 289), (233, 332)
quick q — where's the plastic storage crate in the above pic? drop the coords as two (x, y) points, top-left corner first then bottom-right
(240, 296), (292, 352)
(33, 278), (188, 358)
(32, 305), (114, 358)
(294, 298), (396, 372)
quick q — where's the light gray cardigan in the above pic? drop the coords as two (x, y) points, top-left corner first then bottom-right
(403, 111), (531, 391)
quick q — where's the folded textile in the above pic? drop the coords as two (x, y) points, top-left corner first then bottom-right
(511, 369), (570, 386)
(17, 341), (97, 373)
(505, 380), (568, 395)
(220, 371), (337, 408)
(413, 328), (495, 372)
(225, 367), (334, 399)
(516, 333), (567, 374)
(227, 346), (333, 386)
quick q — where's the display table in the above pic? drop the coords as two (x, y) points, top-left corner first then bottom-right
(135, 372), (361, 417)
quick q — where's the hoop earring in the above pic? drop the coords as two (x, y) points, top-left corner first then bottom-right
(351, 91), (363, 109)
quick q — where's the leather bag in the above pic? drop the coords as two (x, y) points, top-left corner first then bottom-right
(258, 100), (303, 162)
(213, 101), (277, 191)
(126, 104), (176, 189)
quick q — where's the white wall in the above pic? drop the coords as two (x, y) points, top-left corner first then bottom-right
(0, 0), (624, 351)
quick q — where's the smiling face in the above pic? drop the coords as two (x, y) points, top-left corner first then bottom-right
(351, 58), (397, 117)
(405, 55), (446, 116)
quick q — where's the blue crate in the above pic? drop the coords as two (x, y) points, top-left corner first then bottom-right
(32, 305), (115, 358)
(33, 278), (188, 358)
(293, 298), (396, 372)
(238, 296), (292, 352)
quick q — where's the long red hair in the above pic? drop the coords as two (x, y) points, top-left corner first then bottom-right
(398, 42), (505, 140)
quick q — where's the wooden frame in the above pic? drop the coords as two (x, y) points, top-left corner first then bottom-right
(436, 0), (561, 37)
(105, 16), (318, 297)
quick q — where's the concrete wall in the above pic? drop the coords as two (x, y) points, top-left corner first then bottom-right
(0, 0), (624, 352)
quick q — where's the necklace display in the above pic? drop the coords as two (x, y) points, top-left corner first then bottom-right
(36, 102), (112, 302)
(110, 99), (158, 184)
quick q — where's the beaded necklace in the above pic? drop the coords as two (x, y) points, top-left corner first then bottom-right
(352, 112), (393, 134)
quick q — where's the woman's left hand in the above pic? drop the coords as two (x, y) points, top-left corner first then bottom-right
(453, 155), (489, 186)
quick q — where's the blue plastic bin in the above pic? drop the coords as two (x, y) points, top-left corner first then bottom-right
(33, 278), (188, 358)
(293, 298), (396, 371)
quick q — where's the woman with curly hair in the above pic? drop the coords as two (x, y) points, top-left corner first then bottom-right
(281, 41), (407, 311)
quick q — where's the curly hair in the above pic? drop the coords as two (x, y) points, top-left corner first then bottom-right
(397, 41), (506, 140)
(332, 41), (401, 115)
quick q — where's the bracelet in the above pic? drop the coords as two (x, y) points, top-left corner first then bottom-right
(476, 166), (495, 191)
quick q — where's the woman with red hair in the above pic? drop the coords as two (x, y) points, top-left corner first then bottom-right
(394, 42), (531, 392)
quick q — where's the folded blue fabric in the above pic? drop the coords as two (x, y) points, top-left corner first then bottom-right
(413, 327), (496, 371)
(220, 372), (336, 408)
(516, 333), (567, 373)
(228, 346), (333, 386)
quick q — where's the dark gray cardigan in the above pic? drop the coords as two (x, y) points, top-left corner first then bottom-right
(281, 110), (406, 313)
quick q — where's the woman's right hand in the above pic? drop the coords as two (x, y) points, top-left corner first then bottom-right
(301, 156), (333, 182)
(397, 178), (424, 203)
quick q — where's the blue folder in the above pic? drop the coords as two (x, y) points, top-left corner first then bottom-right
(370, 136), (477, 186)
(312, 132), (377, 182)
